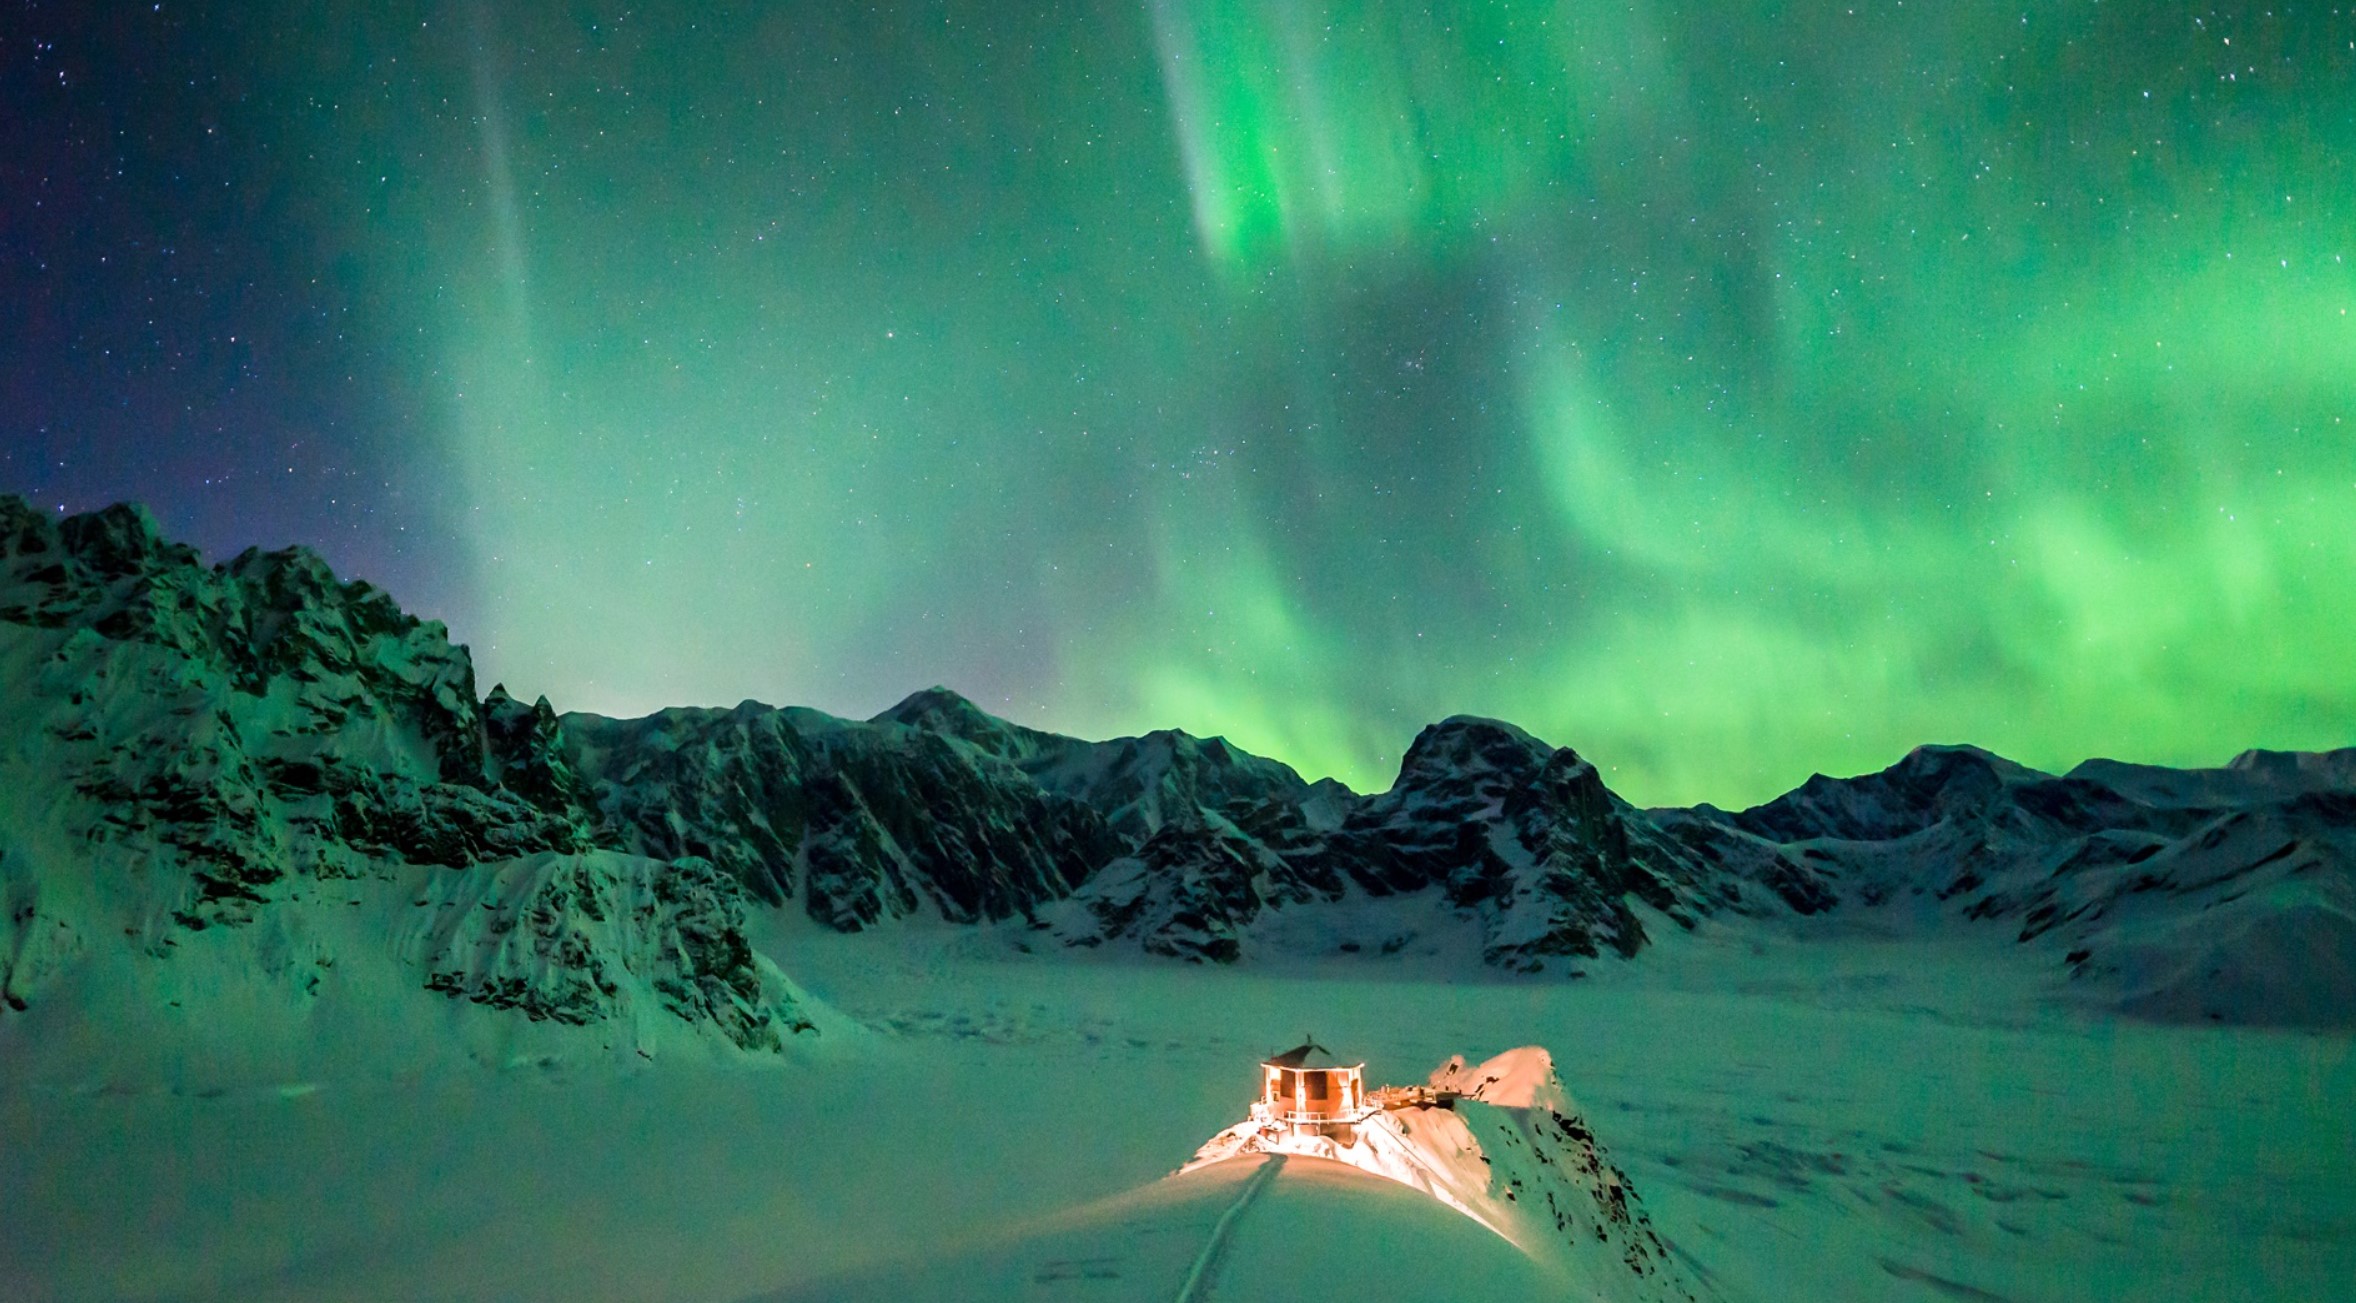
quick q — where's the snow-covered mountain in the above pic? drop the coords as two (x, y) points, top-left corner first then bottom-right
(0, 499), (806, 1053)
(1662, 742), (2356, 1027)
(2, 498), (2349, 1048)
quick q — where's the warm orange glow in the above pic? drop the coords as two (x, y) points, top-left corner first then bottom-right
(1258, 1057), (1371, 1122)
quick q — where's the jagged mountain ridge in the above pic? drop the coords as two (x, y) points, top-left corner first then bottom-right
(2, 498), (2350, 1040)
(1670, 741), (2356, 1027)
(0, 499), (802, 1051)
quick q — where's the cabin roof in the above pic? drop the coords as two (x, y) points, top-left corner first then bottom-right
(1264, 1038), (1358, 1070)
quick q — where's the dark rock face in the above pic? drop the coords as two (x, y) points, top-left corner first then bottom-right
(482, 685), (594, 818)
(1638, 810), (1836, 917)
(565, 703), (1122, 929)
(3, 497), (2349, 1032)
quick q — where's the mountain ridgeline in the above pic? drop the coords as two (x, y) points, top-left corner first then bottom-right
(2, 499), (2350, 1050)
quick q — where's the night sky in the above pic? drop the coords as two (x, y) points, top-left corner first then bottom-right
(5, 2), (2352, 805)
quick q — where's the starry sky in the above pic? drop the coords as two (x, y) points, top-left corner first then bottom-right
(5, 1), (2352, 806)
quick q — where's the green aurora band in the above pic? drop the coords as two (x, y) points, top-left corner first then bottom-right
(281, 1), (2352, 806)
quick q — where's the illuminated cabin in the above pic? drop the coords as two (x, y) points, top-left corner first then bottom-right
(1254, 1038), (1369, 1139)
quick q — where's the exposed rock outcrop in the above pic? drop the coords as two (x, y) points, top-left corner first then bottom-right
(412, 850), (810, 1052)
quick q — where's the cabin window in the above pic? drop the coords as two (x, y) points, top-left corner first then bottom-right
(1307, 1073), (1329, 1100)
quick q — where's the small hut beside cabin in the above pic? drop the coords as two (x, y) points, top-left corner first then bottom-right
(1252, 1038), (1370, 1140)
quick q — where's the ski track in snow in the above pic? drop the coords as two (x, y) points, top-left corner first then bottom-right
(1173, 1154), (1283, 1303)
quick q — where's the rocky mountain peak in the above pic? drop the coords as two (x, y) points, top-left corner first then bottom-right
(1389, 715), (1552, 794)
(3, 496), (197, 627)
(1732, 743), (2040, 844)
(484, 684), (589, 815)
(55, 500), (187, 570)
(871, 685), (1031, 758)
(1, 495), (487, 784)
(2225, 746), (2356, 788)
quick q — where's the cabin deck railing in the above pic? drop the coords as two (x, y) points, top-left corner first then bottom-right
(1368, 1085), (1462, 1110)
(1248, 1086), (1464, 1128)
(1250, 1101), (1379, 1126)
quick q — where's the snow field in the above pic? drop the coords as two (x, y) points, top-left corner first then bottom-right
(6, 907), (2348, 1302)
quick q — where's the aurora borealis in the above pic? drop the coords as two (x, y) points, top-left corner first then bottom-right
(7, 2), (2352, 805)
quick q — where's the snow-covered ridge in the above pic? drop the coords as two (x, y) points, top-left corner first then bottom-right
(1665, 742), (2356, 1027)
(2, 497), (2351, 1042)
(1183, 1046), (1694, 1301)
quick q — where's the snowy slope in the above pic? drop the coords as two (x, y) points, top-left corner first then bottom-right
(3, 874), (2351, 1303)
(756, 1153), (1591, 1303)
(765, 1045), (1696, 1303)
